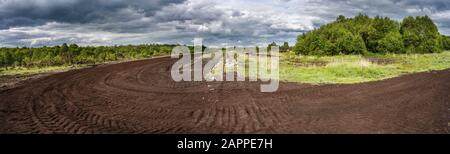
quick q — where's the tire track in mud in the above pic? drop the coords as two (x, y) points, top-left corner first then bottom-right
(0, 57), (449, 133)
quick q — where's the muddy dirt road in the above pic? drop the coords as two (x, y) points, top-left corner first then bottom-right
(0, 57), (449, 133)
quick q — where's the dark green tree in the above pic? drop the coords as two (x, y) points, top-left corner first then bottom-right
(336, 15), (346, 22)
(267, 42), (278, 52)
(280, 42), (290, 52)
(400, 16), (442, 53)
(441, 35), (450, 50)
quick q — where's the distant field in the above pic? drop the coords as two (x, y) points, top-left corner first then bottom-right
(1, 51), (449, 85)
(280, 51), (450, 84)
(0, 55), (167, 76)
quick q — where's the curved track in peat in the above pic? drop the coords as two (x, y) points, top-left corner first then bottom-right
(0, 57), (449, 133)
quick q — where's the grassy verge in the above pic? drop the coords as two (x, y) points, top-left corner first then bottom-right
(0, 65), (87, 76)
(280, 51), (450, 84)
(0, 55), (172, 77)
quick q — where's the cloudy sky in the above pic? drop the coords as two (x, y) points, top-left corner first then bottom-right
(0, 0), (449, 47)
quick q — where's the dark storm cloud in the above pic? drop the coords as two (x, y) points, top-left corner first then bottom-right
(0, 0), (185, 29)
(324, 0), (450, 33)
(153, 2), (223, 23)
(0, 17), (46, 29)
(392, 0), (450, 11)
(315, 0), (449, 18)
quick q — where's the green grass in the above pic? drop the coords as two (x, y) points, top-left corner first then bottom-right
(279, 51), (450, 84)
(0, 65), (85, 76)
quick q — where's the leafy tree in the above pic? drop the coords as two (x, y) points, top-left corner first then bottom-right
(1, 51), (14, 69)
(400, 16), (442, 53)
(267, 42), (278, 52)
(377, 32), (404, 53)
(366, 16), (400, 53)
(280, 42), (290, 52)
(336, 15), (346, 22)
(441, 35), (450, 50)
(0, 50), (6, 68)
(336, 31), (366, 54)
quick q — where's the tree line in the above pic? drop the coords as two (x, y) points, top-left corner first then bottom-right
(267, 42), (291, 52)
(0, 43), (177, 69)
(293, 14), (450, 55)
(0, 41), (291, 69)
